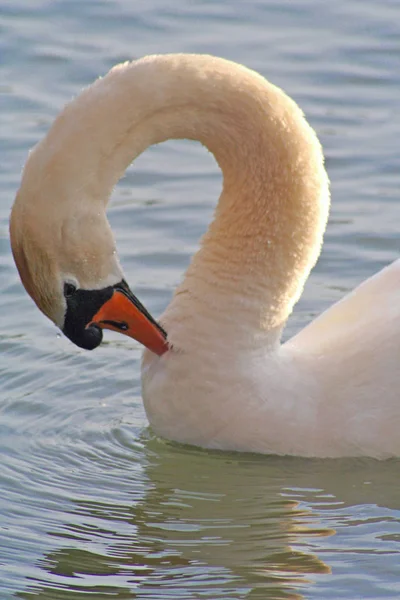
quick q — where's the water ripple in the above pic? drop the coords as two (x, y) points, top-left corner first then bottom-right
(1, 0), (400, 598)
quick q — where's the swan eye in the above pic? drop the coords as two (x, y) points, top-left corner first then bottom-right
(64, 282), (77, 298)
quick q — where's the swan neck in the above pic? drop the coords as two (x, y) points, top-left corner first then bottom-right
(33, 55), (330, 348)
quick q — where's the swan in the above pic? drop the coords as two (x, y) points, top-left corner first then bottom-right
(10, 54), (400, 458)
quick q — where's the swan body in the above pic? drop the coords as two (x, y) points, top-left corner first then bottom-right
(10, 54), (400, 458)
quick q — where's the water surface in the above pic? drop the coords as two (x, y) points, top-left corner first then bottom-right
(1, 0), (400, 598)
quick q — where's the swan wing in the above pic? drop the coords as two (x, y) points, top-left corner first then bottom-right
(287, 258), (400, 355)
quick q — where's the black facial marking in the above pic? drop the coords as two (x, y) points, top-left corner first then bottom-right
(63, 282), (77, 298)
(63, 285), (114, 350)
(62, 279), (167, 350)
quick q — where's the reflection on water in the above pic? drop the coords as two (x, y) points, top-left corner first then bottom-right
(18, 438), (336, 599)
(13, 431), (400, 599)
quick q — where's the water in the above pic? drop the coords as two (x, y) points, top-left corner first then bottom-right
(1, 0), (400, 597)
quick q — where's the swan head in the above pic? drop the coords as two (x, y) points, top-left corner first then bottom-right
(9, 152), (168, 355)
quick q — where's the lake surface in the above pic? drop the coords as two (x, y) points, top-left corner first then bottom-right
(1, 0), (400, 598)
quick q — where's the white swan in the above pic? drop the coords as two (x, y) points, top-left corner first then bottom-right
(10, 54), (400, 458)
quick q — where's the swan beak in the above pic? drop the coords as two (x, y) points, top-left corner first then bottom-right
(89, 284), (169, 356)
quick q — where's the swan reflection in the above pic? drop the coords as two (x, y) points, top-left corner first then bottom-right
(18, 436), (334, 599)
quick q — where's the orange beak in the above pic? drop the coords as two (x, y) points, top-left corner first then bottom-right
(89, 286), (169, 357)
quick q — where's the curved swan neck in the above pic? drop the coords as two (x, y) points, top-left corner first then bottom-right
(27, 54), (330, 349)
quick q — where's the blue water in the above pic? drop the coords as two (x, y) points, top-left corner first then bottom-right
(1, 1), (400, 598)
